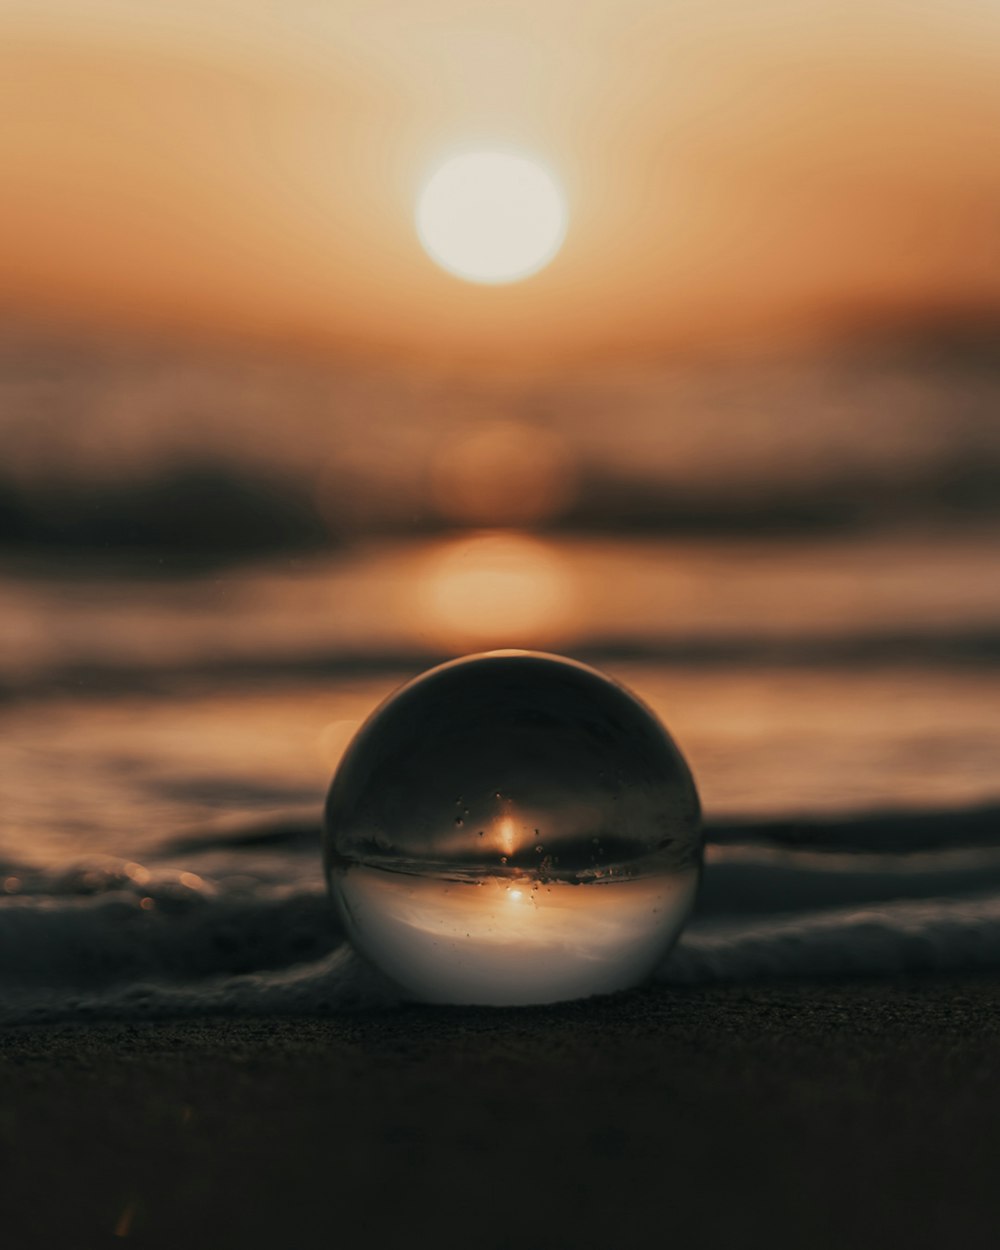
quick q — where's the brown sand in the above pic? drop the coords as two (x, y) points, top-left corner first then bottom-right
(3, 977), (1000, 1249)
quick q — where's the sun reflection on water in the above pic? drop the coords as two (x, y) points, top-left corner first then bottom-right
(415, 530), (576, 651)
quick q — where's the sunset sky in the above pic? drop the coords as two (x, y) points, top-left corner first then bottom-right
(2, 0), (999, 362)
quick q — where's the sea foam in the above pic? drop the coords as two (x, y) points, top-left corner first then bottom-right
(3, 812), (1000, 1023)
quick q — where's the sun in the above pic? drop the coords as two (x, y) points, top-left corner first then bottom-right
(416, 150), (568, 284)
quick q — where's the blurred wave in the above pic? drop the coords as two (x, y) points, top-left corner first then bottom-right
(5, 804), (1000, 1023)
(3, 326), (1000, 554)
(7, 452), (1000, 555)
(0, 461), (331, 556)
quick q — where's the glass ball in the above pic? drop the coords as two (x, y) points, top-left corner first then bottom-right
(323, 650), (701, 1005)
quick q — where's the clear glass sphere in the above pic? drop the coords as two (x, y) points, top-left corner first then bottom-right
(324, 651), (701, 1005)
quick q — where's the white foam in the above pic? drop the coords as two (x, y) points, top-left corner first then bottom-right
(665, 893), (1000, 982)
(5, 841), (1000, 1022)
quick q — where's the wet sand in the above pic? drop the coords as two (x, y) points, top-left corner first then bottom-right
(4, 976), (1000, 1249)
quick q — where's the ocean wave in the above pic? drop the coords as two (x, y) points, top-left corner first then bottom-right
(666, 894), (1000, 983)
(4, 824), (1000, 1023)
(7, 891), (1000, 1026)
(0, 885), (337, 988)
(6, 630), (1000, 705)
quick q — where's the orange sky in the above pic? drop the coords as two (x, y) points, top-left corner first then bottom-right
(2, 0), (999, 363)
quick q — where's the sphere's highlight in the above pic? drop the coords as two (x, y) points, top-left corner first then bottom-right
(324, 651), (701, 1005)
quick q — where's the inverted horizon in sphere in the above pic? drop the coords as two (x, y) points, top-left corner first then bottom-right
(416, 150), (568, 284)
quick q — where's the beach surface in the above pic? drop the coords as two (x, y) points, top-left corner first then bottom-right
(5, 976), (1000, 1250)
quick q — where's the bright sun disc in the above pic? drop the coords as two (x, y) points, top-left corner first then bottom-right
(416, 150), (567, 284)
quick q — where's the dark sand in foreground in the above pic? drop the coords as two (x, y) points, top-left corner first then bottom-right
(4, 977), (999, 1249)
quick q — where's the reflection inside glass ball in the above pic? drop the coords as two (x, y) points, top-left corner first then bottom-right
(323, 651), (701, 1005)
